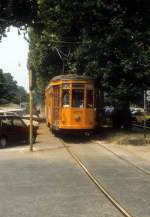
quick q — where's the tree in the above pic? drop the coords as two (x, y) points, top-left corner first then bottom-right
(0, 69), (6, 103)
(27, 0), (150, 128)
(0, 1), (37, 104)
(28, 28), (63, 90)
(0, 0), (38, 40)
(3, 73), (18, 103)
(0, 70), (28, 104)
(17, 86), (28, 103)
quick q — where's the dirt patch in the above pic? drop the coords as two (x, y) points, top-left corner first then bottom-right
(96, 128), (150, 146)
(116, 135), (150, 146)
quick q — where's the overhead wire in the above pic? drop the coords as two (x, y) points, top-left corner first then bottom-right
(48, 40), (91, 45)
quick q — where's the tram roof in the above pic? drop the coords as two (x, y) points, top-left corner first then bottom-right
(51, 74), (94, 82)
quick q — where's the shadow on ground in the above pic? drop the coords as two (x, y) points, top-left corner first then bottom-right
(54, 127), (150, 146)
(54, 130), (94, 144)
(94, 127), (150, 146)
(0, 140), (40, 150)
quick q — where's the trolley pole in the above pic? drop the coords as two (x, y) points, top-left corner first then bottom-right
(29, 69), (33, 151)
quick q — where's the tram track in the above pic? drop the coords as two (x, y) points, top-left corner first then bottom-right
(90, 123), (150, 177)
(92, 141), (150, 176)
(132, 124), (150, 130)
(58, 138), (134, 217)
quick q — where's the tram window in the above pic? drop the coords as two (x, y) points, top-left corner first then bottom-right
(72, 89), (84, 108)
(87, 84), (93, 90)
(62, 90), (70, 107)
(86, 90), (93, 108)
(62, 83), (70, 89)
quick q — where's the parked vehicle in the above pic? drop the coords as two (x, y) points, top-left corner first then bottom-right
(0, 110), (17, 116)
(131, 110), (150, 125)
(0, 116), (37, 148)
(0, 111), (40, 128)
(22, 119), (39, 129)
(0, 108), (25, 116)
(23, 114), (44, 123)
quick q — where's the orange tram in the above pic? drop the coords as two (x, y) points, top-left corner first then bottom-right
(45, 74), (102, 132)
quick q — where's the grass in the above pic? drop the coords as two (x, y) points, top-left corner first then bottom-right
(95, 127), (150, 146)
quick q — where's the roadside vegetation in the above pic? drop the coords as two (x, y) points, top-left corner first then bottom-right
(96, 127), (150, 146)
(0, 69), (28, 105)
(0, 0), (149, 129)
(28, 0), (150, 129)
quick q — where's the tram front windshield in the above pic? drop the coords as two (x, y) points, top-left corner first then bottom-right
(62, 83), (70, 107)
(71, 83), (94, 108)
(72, 89), (84, 108)
(62, 89), (69, 107)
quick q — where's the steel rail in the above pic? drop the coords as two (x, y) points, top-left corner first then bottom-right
(132, 124), (150, 130)
(93, 141), (150, 176)
(60, 139), (134, 217)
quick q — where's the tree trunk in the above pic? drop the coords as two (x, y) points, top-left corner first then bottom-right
(112, 103), (132, 130)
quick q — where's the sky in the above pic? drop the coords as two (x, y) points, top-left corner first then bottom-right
(0, 27), (29, 91)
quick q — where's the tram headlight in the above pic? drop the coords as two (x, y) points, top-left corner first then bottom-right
(75, 115), (81, 122)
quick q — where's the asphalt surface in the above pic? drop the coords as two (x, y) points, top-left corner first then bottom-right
(64, 137), (150, 217)
(1, 124), (150, 217)
(0, 125), (124, 217)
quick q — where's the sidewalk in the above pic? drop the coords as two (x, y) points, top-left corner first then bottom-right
(34, 123), (63, 151)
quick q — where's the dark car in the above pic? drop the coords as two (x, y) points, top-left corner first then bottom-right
(0, 116), (37, 148)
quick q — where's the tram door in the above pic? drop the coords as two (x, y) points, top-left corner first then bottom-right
(53, 86), (60, 127)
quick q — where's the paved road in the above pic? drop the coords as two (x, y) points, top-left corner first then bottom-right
(63, 136), (150, 217)
(0, 125), (124, 217)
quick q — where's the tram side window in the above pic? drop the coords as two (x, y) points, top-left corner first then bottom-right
(86, 90), (93, 108)
(72, 89), (84, 108)
(62, 90), (70, 107)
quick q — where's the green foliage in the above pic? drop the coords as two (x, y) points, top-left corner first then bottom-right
(28, 0), (150, 108)
(17, 86), (28, 102)
(0, 0), (149, 108)
(0, 0), (148, 128)
(0, 0), (38, 40)
(0, 69), (6, 99)
(28, 28), (63, 93)
(0, 1), (37, 104)
(2, 73), (18, 103)
(0, 69), (28, 104)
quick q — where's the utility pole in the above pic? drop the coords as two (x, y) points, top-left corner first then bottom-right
(144, 90), (150, 139)
(19, 95), (22, 108)
(144, 90), (146, 139)
(29, 69), (33, 151)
